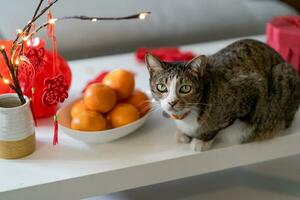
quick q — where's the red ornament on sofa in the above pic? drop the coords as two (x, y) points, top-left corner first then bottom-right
(135, 47), (195, 63)
(82, 71), (110, 93)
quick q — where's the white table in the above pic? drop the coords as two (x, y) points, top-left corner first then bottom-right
(1, 35), (300, 200)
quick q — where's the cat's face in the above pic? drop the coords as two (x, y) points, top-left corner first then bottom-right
(145, 54), (207, 119)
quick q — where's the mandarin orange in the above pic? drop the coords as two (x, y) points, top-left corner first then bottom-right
(125, 90), (150, 116)
(102, 69), (135, 100)
(107, 103), (139, 128)
(70, 100), (88, 118)
(84, 83), (117, 113)
(71, 110), (106, 131)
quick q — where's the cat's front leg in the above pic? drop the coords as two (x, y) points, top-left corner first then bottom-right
(175, 131), (192, 144)
(190, 138), (214, 152)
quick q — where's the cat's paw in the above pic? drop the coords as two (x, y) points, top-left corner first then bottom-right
(190, 138), (213, 152)
(176, 131), (192, 144)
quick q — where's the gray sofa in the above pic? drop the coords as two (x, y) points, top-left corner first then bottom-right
(0, 0), (297, 59)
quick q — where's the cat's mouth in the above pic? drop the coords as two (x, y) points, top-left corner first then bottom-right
(162, 110), (190, 120)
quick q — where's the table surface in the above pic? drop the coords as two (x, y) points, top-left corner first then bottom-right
(2, 35), (300, 200)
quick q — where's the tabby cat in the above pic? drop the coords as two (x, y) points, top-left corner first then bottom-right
(145, 39), (300, 151)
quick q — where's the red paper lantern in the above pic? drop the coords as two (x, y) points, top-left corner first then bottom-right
(0, 40), (13, 94)
(0, 39), (72, 118)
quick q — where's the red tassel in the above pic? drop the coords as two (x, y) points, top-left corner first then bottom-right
(48, 2), (59, 146)
(30, 87), (38, 126)
(46, 5), (58, 76)
(53, 114), (58, 145)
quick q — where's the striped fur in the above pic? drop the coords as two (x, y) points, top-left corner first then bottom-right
(146, 39), (300, 151)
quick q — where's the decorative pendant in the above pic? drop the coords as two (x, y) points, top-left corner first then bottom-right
(18, 60), (36, 93)
(18, 46), (46, 93)
(42, 74), (68, 106)
(25, 47), (46, 74)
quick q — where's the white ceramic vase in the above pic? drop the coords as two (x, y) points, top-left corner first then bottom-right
(0, 94), (35, 159)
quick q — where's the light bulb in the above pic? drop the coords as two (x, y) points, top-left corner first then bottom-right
(26, 37), (40, 47)
(138, 12), (149, 20)
(48, 18), (58, 24)
(15, 59), (20, 66)
(22, 35), (30, 42)
(3, 78), (9, 84)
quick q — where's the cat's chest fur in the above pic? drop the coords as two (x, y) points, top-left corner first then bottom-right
(174, 112), (200, 137)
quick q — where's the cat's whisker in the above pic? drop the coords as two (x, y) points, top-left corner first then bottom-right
(150, 103), (160, 108)
(139, 105), (158, 114)
(145, 104), (161, 113)
(131, 101), (152, 107)
(185, 102), (213, 106)
(147, 107), (162, 114)
(185, 102), (223, 107)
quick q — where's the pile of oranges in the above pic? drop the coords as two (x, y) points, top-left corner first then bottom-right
(70, 69), (151, 131)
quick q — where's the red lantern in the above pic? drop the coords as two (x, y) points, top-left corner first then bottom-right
(0, 39), (72, 118)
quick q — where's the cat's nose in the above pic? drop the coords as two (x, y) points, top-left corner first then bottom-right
(168, 101), (178, 108)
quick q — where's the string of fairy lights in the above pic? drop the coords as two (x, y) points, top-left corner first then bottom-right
(22, 11), (151, 41)
(0, 0), (150, 104)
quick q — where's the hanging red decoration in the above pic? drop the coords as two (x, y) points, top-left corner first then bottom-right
(46, 3), (64, 145)
(30, 51), (71, 118)
(25, 47), (46, 74)
(42, 74), (69, 106)
(17, 63), (36, 95)
(53, 114), (58, 145)
(17, 40), (47, 94)
(0, 39), (72, 118)
(135, 47), (196, 63)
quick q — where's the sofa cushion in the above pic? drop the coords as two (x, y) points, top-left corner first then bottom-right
(0, 0), (297, 59)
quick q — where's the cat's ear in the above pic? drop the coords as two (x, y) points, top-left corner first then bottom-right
(145, 54), (163, 73)
(187, 55), (207, 77)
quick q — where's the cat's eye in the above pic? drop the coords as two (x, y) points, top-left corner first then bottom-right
(179, 85), (192, 94)
(156, 84), (167, 93)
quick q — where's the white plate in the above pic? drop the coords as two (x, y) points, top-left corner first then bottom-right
(57, 99), (151, 144)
